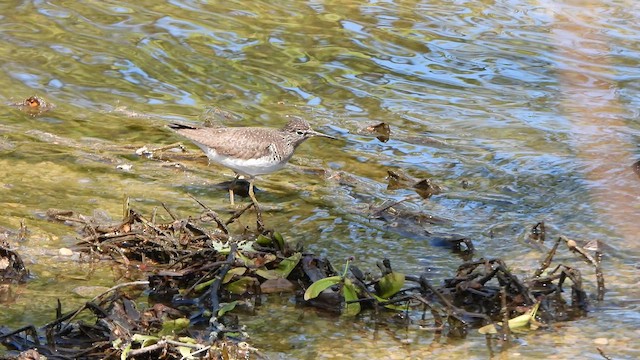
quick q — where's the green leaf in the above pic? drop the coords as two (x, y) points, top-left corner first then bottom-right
(226, 276), (258, 295)
(236, 252), (256, 267)
(112, 338), (122, 350)
(217, 301), (239, 317)
(478, 323), (497, 335)
(178, 337), (198, 344)
(195, 266), (250, 292)
(179, 346), (194, 359)
(377, 272), (405, 299)
(223, 267), (247, 284)
(256, 234), (272, 246)
(131, 334), (159, 347)
(303, 276), (341, 300)
(342, 279), (361, 316)
(273, 232), (285, 250)
(255, 268), (278, 280)
(508, 301), (541, 329)
(479, 301), (541, 334)
(276, 252), (301, 278)
(120, 341), (131, 360)
(158, 317), (190, 337)
(193, 278), (215, 292)
(256, 253), (302, 280)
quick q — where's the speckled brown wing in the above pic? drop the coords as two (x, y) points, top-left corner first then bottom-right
(173, 126), (281, 160)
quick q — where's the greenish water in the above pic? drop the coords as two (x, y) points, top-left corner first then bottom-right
(1, 0), (639, 359)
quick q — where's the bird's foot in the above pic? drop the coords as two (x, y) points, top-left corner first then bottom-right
(256, 211), (265, 233)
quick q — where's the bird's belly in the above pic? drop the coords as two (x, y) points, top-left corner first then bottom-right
(205, 149), (286, 176)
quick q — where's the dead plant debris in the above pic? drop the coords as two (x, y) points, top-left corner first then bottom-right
(0, 200), (607, 359)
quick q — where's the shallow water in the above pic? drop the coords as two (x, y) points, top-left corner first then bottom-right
(1, 0), (639, 359)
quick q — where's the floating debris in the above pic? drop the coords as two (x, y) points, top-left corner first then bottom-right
(387, 169), (442, 198)
(365, 122), (391, 142)
(0, 246), (28, 284)
(529, 221), (546, 243)
(386, 170), (413, 191)
(135, 143), (186, 158)
(9, 96), (55, 116)
(115, 163), (133, 171)
(413, 178), (443, 199)
(427, 233), (475, 255)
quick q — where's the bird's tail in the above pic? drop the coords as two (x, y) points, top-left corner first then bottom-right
(168, 123), (199, 131)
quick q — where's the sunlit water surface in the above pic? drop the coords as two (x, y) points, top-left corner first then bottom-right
(1, 0), (639, 359)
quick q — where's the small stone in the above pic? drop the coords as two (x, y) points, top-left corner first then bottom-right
(260, 278), (296, 293)
(59, 248), (73, 256)
(593, 337), (609, 345)
(135, 146), (148, 156)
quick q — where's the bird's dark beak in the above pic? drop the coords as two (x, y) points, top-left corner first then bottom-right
(310, 130), (338, 140)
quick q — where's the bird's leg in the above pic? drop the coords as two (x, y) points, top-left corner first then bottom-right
(228, 174), (239, 206)
(248, 179), (265, 232)
(248, 180), (259, 208)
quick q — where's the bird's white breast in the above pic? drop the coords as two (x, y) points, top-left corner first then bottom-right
(204, 147), (288, 177)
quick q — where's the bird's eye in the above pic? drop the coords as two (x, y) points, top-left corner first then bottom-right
(296, 130), (305, 135)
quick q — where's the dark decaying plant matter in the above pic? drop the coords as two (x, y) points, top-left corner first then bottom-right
(0, 203), (606, 359)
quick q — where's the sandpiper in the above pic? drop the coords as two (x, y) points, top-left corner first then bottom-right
(169, 117), (337, 206)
